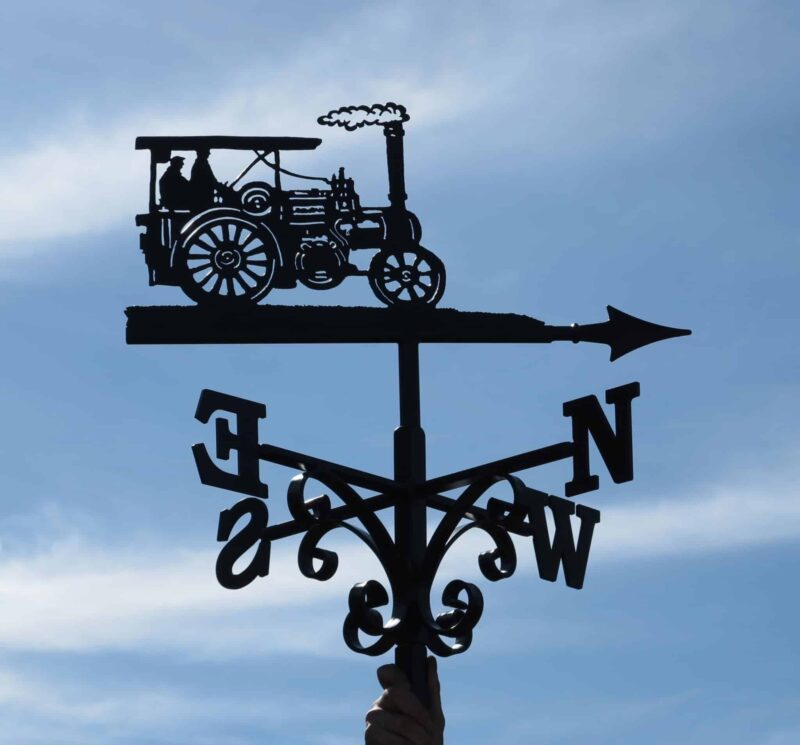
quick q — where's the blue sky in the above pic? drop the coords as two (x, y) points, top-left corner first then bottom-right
(0, 1), (798, 743)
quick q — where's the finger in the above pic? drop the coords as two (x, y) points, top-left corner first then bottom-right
(365, 707), (434, 745)
(377, 688), (435, 733)
(377, 664), (410, 691)
(427, 657), (444, 726)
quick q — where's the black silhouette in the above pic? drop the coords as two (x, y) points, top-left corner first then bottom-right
(126, 303), (689, 705)
(189, 366), (629, 705)
(135, 103), (444, 307)
(189, 147), (219, 209)
(158, 156), (191, 210)
(126, 304), (690, 356)
(127, 103), (693, 708)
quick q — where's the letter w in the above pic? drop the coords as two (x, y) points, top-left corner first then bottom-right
(523, 488), (600, 590)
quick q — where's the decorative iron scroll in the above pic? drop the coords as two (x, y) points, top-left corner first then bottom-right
(196, 384), (613, 658)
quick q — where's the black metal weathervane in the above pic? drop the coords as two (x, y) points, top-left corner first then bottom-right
(126, 103), (690, 706)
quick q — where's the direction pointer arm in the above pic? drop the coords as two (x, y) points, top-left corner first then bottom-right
(563, 306), (691, 361)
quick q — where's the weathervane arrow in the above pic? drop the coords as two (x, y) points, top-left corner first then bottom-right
(558, 305), (692, 361)
(126, 305), (691, 359)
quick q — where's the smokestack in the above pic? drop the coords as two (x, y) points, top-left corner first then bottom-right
(318, 103), (411, 211)
(383, 122), (407, 211)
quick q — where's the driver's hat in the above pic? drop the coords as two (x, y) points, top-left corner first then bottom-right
(169, 155), (185, 165)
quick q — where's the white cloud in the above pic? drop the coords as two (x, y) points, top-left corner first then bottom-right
(0, 1), (772, 255)
(0, 535), (383, 656)
(0, 665), (358, 745)
(0, 4), (495, 253)
(594, 479), (800, 561)
(0, 464), (797, 658)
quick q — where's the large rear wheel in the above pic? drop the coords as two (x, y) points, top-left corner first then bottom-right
(368, 246), (445, 306)
(174, 214), (279, 307)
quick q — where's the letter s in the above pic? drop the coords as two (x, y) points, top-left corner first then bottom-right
(216, 498), (271, 590)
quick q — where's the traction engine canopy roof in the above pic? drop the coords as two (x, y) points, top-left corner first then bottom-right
(136, 136), (322, 158)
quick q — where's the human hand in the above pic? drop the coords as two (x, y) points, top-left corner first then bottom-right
(365, 656), (445, 745)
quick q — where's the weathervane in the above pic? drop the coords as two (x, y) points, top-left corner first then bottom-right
(126, 102), (690, 705)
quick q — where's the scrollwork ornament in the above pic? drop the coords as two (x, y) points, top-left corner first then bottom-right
(287, 469), (407, 656)
(343, 580), (398, 656)
(420, 474), (529, 655)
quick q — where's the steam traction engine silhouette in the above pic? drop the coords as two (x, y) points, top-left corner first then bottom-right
(135, 104), (445, 307)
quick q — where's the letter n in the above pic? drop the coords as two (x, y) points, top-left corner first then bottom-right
(525, 489), (600, 590)
(563, 382), (640, 497)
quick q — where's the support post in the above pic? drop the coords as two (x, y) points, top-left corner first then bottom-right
(394, 341), (429, 707)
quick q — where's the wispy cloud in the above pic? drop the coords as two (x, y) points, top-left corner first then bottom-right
(0, 1), (775, 254)
(595, 477), (800, 561)
(0, 4), (494, 252)
(0, 664), (359, 745)
(0, 536), (381, 656)
(0, 462), (797, 658)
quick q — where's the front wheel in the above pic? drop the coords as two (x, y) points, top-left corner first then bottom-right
(368, 246), (446, 307)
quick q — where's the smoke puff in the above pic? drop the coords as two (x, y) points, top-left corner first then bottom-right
(317, 103), (409, 131)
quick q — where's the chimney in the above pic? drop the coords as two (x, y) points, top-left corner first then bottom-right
(383, 122), (407, 211)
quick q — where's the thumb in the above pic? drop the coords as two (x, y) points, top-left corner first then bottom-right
(427, 656), (444, 725)
(377, 663), (410, 691)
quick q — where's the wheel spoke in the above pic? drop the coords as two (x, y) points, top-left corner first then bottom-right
(193, 270), (213, 286)
(240, 231), (258, 249)
(207, 274), (224, 295)
(204, 229), (223, 247)
(190, 262), (212, 274)
(241, 266), (261, 281)
(225, 277), (235, 296)
(247, 259), (272, 267)
(194, 239), (215, 252)
(238, 269), (257, 288)
(243, 242), (265, 255)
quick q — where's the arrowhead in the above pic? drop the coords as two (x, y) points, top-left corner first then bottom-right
(606, 306), (691, 361)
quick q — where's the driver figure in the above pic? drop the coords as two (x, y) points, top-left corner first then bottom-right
(189, 147), (219, 208)
(159, 156), (192, 209)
